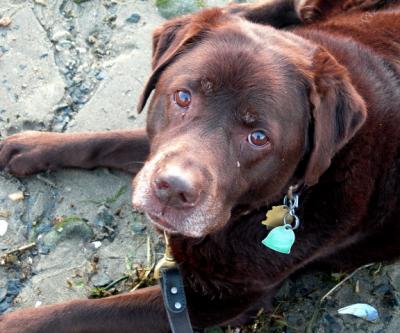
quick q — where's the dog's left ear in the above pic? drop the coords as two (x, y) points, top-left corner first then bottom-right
(137, 8), (224, 113)
(304, 48), (367, 185)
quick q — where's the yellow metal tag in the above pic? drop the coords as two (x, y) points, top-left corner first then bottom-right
(261, 205), (293, 229)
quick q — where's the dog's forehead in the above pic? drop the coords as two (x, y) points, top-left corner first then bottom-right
(164, 30), (304, 124)
(192, 34), (283, 91)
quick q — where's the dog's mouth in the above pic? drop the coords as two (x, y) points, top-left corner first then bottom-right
(146, 213), (180, 234)
(133, 196), (229, 238)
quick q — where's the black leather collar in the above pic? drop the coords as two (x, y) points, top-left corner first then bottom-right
(160, 266), (194, 333)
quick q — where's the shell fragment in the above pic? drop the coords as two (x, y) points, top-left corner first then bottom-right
(338, 303), (379, 322)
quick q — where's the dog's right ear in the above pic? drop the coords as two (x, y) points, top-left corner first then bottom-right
(137, 8), (224, 113)
(303, 48), (367, 186)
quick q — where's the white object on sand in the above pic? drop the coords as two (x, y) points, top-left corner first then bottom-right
(0, 220), (8, 236)
(338, 303), (379, 322)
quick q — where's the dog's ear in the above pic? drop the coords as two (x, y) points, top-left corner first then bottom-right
(150, 15), (192, 70)
(304, 48), (367, 185)
(137, 8), (224, 113)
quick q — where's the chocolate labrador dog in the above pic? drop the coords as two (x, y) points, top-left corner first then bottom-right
(1, 0), (399, 332)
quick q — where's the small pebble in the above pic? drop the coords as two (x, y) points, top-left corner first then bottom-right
(8, 191), (24, 201)
(0, 301), (10, 313)
(52, 30), (71, 42)
(131, 222), (146, 234)
(95, 205), (114, 228)
(95, 71), (106, 81)
(0, 288), (7, 303)
(0, 210), (11, 218)
(0, 17), (11, 28)
(6, 280), (23, 296)
(91, 241), (102, 249)
(35, 301), (42, 307)
(87, 35), (97, 45)
(92, 273), (112, 288)
(126, 13), (141, 24)
(34, 0), (48, 5)
(38, 245), (50, 255)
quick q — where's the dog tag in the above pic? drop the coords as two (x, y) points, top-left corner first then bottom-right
(262, 225), (295, 254)
(261, 205), (293, 229)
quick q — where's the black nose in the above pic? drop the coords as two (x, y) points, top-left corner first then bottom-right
(153, 172), (200, 209)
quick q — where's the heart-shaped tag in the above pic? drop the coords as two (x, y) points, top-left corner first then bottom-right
(262, 225), (295, 254)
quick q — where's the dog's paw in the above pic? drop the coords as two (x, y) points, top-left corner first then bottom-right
(0, 131), (57, 176)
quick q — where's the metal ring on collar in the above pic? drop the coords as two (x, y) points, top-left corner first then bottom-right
(284, 213), (300, 230)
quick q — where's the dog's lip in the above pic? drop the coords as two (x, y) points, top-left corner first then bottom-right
(146, 213), (179, 234)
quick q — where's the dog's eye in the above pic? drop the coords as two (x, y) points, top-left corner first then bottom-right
(248, 130), (269, 147)
(174, 90), (191, 108)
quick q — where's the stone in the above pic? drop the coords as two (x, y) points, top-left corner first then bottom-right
(126, 13), (141, 23)
(91, 272), (112, 288)
(373, 283), (392, 296)
(322, 313), (343, 333)
(42, 220), (94, 249)
(387, 263), (400, 290)
(131, 222), (147, 234)
(0, 301), (10, 313)
(95, 205), (114, 228)
(8, 191), (24, 201)
(0, 17), (12, 27)
(0, 288), (7, 303)
(6, 280), (23, 297)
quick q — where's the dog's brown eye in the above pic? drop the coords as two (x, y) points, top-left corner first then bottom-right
(174, 90), (191, 108)
(248, 130), (269, 147)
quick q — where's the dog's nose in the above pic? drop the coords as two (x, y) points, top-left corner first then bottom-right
(153, 169), (200, 209)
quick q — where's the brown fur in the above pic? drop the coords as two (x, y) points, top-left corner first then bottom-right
(0, 0), (399, 332)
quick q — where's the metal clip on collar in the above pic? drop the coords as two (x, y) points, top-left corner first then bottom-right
(156, 232), (194, 333)
(154, 232), (178, 280)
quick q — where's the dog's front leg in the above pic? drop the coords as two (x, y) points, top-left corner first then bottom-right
(1, 281), (270, 333)
(0, 286), (170, 333)
(0, 128), (149, 176)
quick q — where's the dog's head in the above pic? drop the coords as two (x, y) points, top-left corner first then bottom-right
(132, 8), (366, 238)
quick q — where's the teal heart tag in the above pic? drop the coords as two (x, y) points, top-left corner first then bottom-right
(262, 225), (295, 254)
